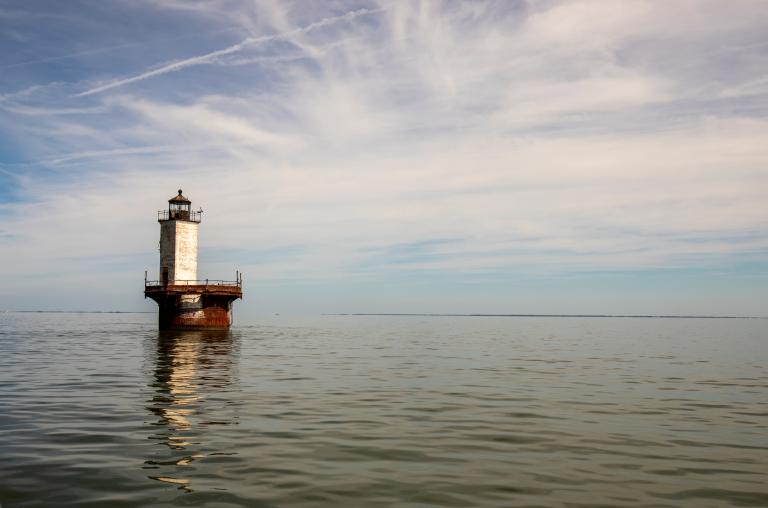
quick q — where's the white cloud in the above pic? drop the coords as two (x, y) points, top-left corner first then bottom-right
(1, 0), (768, 312)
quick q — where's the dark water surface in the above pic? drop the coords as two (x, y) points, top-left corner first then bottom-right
(1, 313), (766, 507)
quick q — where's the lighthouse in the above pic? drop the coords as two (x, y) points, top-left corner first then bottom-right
(144, 190), (242, 329)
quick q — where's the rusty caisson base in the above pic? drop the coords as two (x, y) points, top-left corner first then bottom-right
(145, 284), (243, 330)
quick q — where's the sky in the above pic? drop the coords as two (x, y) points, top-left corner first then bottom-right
(1, 0), (767, 316)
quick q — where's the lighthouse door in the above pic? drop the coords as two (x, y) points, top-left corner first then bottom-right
(162, 268), (169, 286)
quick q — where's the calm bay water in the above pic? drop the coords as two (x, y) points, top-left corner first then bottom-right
(0, 312), (766, 507)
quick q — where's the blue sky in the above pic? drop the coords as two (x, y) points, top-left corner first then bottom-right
(1, 0), (767, 316)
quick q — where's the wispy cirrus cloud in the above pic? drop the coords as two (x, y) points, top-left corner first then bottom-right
(76, 6), (379, 97)
(1, 0), (767, 314)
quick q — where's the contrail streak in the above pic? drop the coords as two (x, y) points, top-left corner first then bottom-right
(76, 8), (376, 97)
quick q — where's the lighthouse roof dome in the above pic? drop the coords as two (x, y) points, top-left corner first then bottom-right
(169, 189), (191, 204)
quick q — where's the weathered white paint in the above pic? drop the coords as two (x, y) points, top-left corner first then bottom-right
(159, 219), (199, 283)
(179, 294), (202, 309)
(181, 309), (206, 319)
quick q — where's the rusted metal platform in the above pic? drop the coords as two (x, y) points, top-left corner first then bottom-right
(144, 279), (242, 330)
(145, 283), (243, 296)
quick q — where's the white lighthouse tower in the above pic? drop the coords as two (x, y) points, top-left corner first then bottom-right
(159, 190), (199, 285)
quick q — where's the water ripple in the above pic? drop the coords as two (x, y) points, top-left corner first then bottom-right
(1, 313), (767, 506)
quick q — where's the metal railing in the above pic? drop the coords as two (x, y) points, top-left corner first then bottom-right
(145, 271), (242, 288)
(145, 279), (241, 287)
(157, 209), (202, 223)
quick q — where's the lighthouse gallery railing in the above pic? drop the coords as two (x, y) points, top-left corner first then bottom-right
(157, 209), (202, 222)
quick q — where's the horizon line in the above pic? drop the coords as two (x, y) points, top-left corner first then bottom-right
(2, 311), (765, 319)
(327, 313), (766, 319)
(3, 310), (154, 314)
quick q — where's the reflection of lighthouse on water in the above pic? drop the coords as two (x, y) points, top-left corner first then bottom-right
(144, 330), (238, 491)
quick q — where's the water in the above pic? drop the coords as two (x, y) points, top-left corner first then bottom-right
(1, 312), (766, 507)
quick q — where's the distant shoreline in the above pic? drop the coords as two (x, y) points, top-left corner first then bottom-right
(4, 310), (153, 314)
(327, 313), (766, 319)
(3, 311), (764, 319)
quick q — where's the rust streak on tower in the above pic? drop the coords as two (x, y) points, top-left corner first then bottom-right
(144, 190), (242, 329)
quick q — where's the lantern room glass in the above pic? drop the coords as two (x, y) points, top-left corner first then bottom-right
(169, 201), (190, 220)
